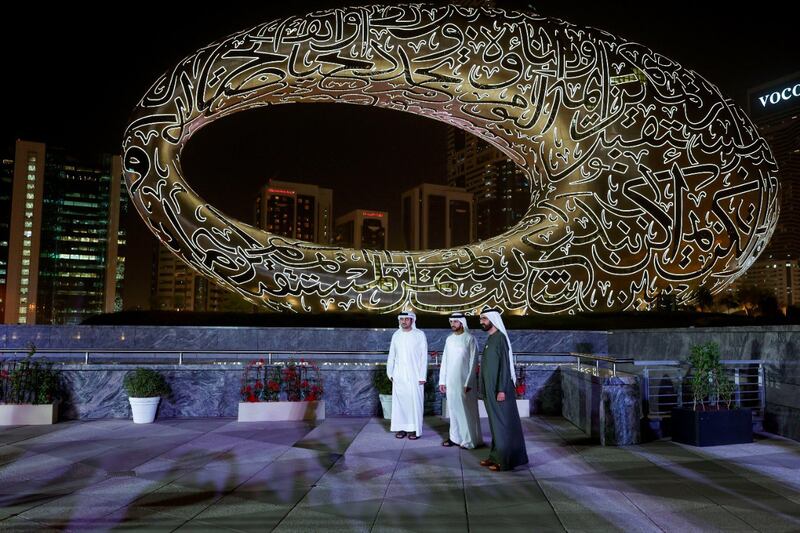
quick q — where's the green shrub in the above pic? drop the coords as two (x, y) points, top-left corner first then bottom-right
(0, 345), (60, 404)
(687, 342), (732, 410)
(123, 368), (171, 398)
(374, 369), (392, 395)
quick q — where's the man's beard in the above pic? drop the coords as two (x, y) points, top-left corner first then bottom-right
(480, 322), (492, 331)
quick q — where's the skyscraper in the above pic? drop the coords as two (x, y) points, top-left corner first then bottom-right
(153, 243), (226, 312)
(732, 73), (800, 309)
(4, 141), (45, 324)
(3, 140), (126, 324)
(254, 179), (333, 245)
(0, 152), (15, 323)
(335, 210), (389, 249)
(401, 183), (474, 250)
(446, 127), (530, 240)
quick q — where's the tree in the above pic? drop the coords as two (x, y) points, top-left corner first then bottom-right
(696, 286), (714, 311)
(736, 285), (769, 316)
(716, 291), (740, 313)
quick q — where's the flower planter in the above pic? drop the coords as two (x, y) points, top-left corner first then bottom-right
(480, 399), (529, 418)
(0, 404), (57, 425)
(379, 394), (392, 419)
(238, 401), (325, 422)
(129, 397), (161, 424)
(671, 407), (752, 446)
(441, 399), (529, 418)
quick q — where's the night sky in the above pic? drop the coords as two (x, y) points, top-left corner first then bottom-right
(3, 1), (797, 310)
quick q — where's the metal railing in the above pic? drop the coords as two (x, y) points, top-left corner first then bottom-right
(0, 348), (583, 366)
(639, 360), (765, 419)
(574, 353), (634, 377)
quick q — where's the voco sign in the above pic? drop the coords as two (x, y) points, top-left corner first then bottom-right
(758, 82), (800, 108)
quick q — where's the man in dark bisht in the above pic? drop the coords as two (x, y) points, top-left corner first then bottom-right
(478, 308), (529, 471)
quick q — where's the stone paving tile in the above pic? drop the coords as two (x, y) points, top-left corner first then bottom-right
(123, 482), (227, 520)
(0, 516), (62, 532)
(278, 486), (384, 530)
(373, 497), (468, 533)
(645, 507), (758, 532)
(189, 493), (295, 531)
(1, 416), (799, 533)
(468, 502), (565, 533)
(16, 476), (161, 528)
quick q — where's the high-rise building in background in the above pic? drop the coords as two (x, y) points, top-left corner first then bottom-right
(335, 210), (388, 249)
(731, 73), (800, 310)
(446, 127), (530, 240)
(401, 183), (473, 250)
(2, 140), (126, 324)
(152, 244), (226, 312)
(0, 152), (15, 323)
(4, 141), (45, 324)
(254, 179), (333, 245)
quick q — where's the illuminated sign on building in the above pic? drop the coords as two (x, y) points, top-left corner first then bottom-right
(749, 75), (800, 120)
(267, 188), (296, 196)
(757, 83), (800, 108)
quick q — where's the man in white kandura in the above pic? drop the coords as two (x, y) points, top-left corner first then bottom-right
(439, 312), (483, 449)
(387, 310), (428, 440)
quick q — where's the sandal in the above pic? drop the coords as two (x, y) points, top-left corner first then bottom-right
(488, 464), (503, 472)
(407, 433), (420, 440)
(442, 440), (454, 447)
(479, 459), (494, 467)
(395, 431), (407, 439)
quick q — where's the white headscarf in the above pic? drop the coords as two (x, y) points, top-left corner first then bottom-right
(448, 312), (469, 332)
(480, 308), (515, 384)
(398, 310), (417, 330)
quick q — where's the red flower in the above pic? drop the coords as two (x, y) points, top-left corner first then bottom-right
(255, 380), (263, 390)
(306, 394), (317, 401)
(300, 380), (309, 388)
(516, 384), (526, 396)
(244, 385), (252, 393)
(268, 381), (280, 392)
(247, 393), (257, 402)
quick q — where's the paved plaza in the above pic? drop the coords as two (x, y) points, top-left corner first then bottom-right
(1, 416), (799, 532)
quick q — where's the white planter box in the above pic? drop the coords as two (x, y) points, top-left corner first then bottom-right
(441, 398), (529, 418)
(238, 401), (325, 422)
(0, 404), (57, 425)
(379, 394), (392, 420)
(129, 397), (161, 424)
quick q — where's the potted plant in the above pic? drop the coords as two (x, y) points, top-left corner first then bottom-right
(374, 368), (392, 419)
(0, 345), (60, 425)
(671, 342), (752, 446)
(238, 359), (325, 422)
(123, 368), (171, 424)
